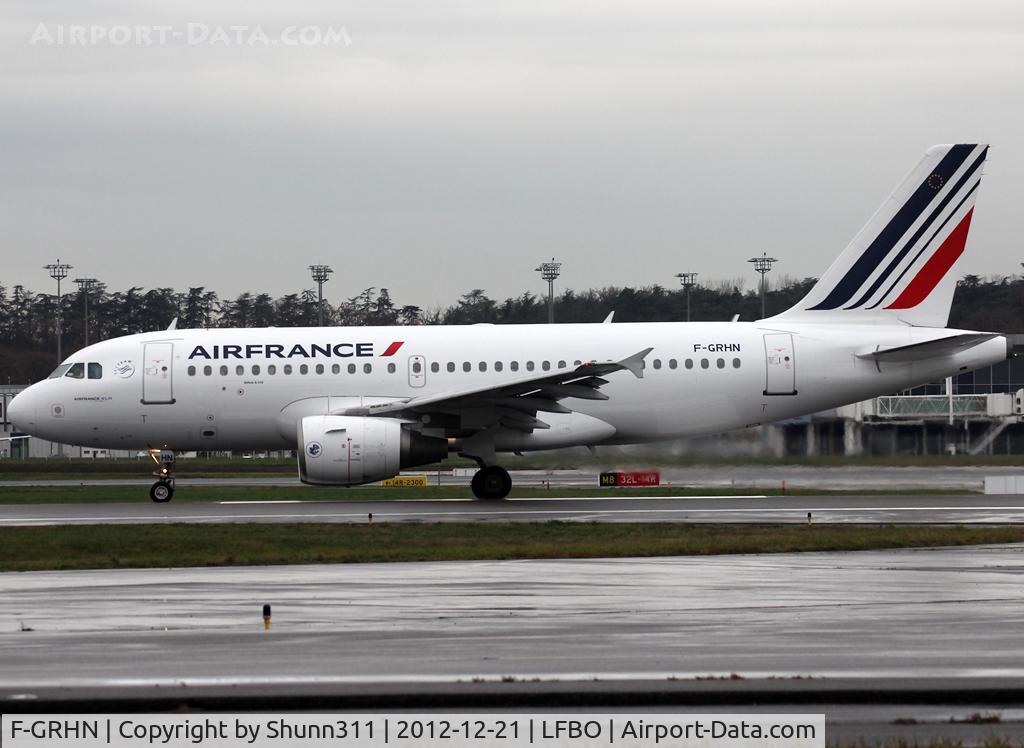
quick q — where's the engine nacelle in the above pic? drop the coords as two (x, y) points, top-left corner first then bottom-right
(297, 415), (448, 486)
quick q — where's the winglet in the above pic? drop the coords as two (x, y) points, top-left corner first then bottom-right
(166, 317), (178, 331)
(619, 347), (653, 378)
(602, 311), (615, 324)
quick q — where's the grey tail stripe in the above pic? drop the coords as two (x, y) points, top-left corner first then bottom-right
(845, 147), (987, 309)
(807, 144), (975, 311)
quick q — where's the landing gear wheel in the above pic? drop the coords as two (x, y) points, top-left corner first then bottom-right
(150, 480), (174, 503)
(148, 449), (176, 503)
(471, 466), (512, 500)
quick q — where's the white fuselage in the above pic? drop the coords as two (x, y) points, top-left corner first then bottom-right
(9, 321), (1006, 453)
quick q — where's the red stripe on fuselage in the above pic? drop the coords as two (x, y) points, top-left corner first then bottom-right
(380, 341), (404, 357)
(885, 209), (974, 310)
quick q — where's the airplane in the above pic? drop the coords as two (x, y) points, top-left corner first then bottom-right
(7, 144), (1010, 502)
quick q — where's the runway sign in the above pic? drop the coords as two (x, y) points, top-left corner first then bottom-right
(381, 475), (429, 487)
(599, 470), (660, 487)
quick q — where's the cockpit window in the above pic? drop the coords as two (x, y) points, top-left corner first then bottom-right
(65, 363), (85, 379)
(87, 363), (103, 379)
(48, 364), (72, 379)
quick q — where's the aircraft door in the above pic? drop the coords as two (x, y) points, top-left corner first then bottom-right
(408, 355), (426, 388)
(763, 333), (797, 396)
(142, 342), (176, 404)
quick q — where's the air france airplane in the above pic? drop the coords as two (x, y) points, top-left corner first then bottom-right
(8, 144), (1009, 501)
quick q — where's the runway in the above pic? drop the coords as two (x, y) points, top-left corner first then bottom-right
(2, 464), (1021, 490)
(2, 545), (1024, 700)
(3, 494), (1024, 526)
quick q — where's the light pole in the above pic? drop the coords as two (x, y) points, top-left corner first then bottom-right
(308, 265), (333, 327)
(535, 258), (562, 324)
(74, 278), (98, 347)
(675, 272), (698, 322)
(747, 252), (778, 320)
(44, 259), (72, 363)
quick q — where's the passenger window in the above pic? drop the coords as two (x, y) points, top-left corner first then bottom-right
(479, 362), (487, 372)
(558, 360), (566, 369)
(87, 363), (102, 379)
(283, 364), (292, 375)
(733, 358), (741, 369)
(363, 363), (372, 374)
(187, 365), (196, 376)
(653, 359), (662, 370)
(495, 361), (503, 372)
(526, 361), (535, 371)
(219, 365), (228, 376)
(387, 363), (396, 374)
(573, 360), (582, 367)
(252, 365), (261, 375)
(717, 358), (725, 369)
(463, 362), (471, 372)
(332, 364), (340, 374)
(236, 365), (244, 376)
(700, 359), (709, 369)
(65, 363), (85, 379)
(685, 359), (694, 369)
(300, 364), (309, 375)
(447, 362), (455, 373)
(431, 362), (440, 373)
(542, 361), (550, 371)
(510, 361), (519, 372)
(203, 365), (212, 376)
(412, 362), (422, 373)
(267, 365), (276, 375)
(316, 364), (324, 375)
(347, 364), (356, 374)
(669, 359), (678, 370)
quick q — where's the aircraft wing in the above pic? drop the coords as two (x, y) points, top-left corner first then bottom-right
(339, 348), (652, 432)
(856, 333), (1000, 362)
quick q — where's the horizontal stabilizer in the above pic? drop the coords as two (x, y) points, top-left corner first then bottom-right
(856, 333), (1000, 362)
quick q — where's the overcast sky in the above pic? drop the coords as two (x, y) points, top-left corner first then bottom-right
(2, 0), (1022, 309)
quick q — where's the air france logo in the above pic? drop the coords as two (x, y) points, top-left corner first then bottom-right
(188, 341), (405, 360)
(114, 360), (136, 378)
(306, 442), (323, 458)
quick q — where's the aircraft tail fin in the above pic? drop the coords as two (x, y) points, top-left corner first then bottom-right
(771, 144), (988, 328)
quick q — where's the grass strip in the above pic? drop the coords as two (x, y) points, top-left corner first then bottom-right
(1, 522), (1022, 572)
(0, 485), (972, 505)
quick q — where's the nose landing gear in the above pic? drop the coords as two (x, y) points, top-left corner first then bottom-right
(148, 449), (176, 503)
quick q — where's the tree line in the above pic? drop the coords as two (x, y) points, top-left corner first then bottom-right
(0, 274), (1020, 382)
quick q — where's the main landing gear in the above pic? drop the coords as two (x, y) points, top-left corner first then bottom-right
(470, 465), (512, 500)
(148, 449), (176, 503)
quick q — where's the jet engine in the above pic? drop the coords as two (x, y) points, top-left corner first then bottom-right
(297, 415), (448, 486)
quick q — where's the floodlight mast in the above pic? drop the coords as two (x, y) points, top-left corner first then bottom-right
(308, 265), (333, 327)
(675, 272), (698, 322)
(74, 278), (98, 347)
(747, 252), (778, 320)
(44, 259), (72, 364)
(535, 258), (562, 324)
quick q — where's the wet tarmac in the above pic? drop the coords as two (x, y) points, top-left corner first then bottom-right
(3, 494), (1024, 525)
(2, 464), (1021, 491)
(2, 545), (1024, 690)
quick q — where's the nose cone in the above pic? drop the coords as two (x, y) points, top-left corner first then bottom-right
(7, 390), (34, 432)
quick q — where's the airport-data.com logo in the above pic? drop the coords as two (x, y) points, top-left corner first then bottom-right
(28, 23), (352, 48)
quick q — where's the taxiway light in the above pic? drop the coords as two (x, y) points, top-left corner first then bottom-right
(807, 512), (812, 527)
(262, 604), (271, 630)
(368, 513), (373, 525)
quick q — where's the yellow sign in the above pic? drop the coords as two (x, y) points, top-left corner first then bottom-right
(381, 475), (429, 487)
